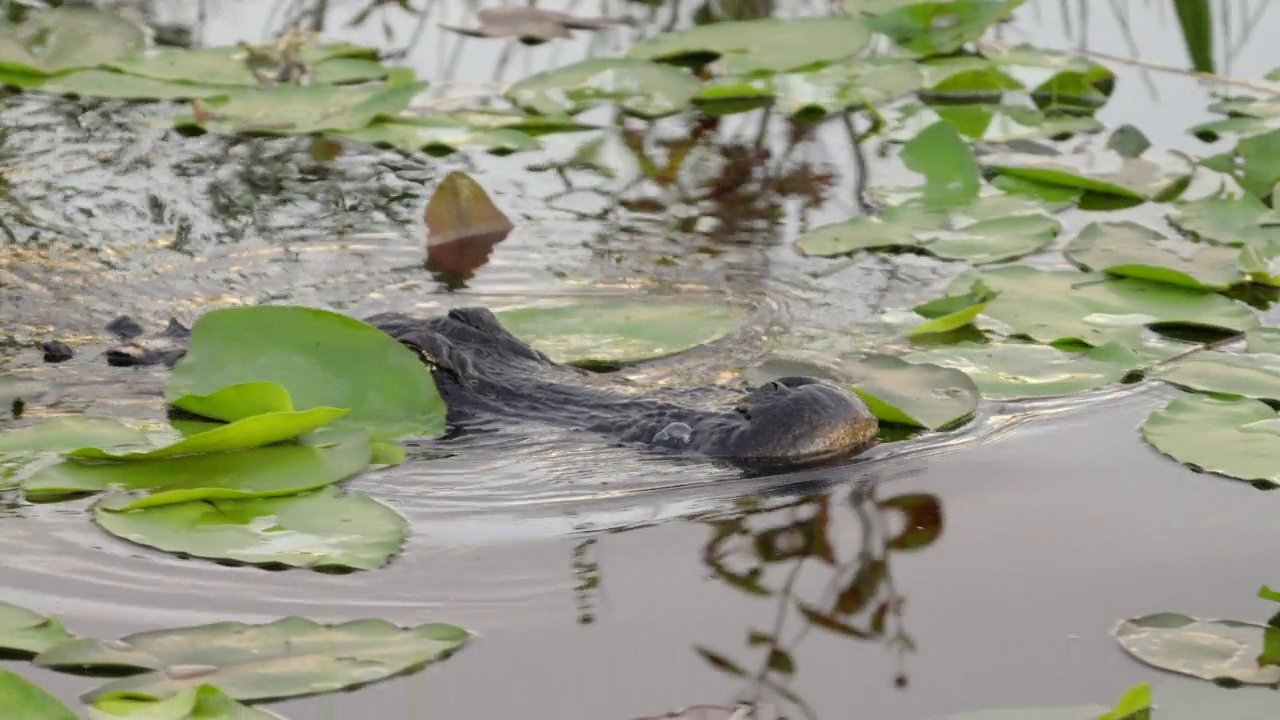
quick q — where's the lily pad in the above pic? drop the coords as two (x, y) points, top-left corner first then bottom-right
(335, 117), (540, 156)
(0, 417), (149, 454)
(1158, 352), (1280, 402)
(1140, 393), (1280, 487)
(93, 486), (407, 571)
(902, 120), (981, 207)
(494, 301), (742, 368)
(844, 354), (979, 430)
(943, 265), (1259, 346)
(0, 7), (144, 77)
(917, 56), (1022, 104)
(22, 432), (373, 507)
(907, 286), (999, 337)
(90, 684), (285, 720)
(867, 0), (1025, 56)
(169, 382), (295, 424)
(507, 58), (699, 119)
(35, 617), (471, 703)
(983, 151), (1192, 202)
(0, 601), (75, 655)
(165, 306), (444, 442)
(175, 81), (425, 136)
(1064, 221), (1248, 290)
(905, 341), (1143, 400)
(40, 70), (233, 100)
(1246, 327), (1280, 355)
(71, 408), (347, 461)
(104, 43), (379, 87)
(0, 671), (76, 720)
(1223, 128), (1280, 200)
(626, 17), (872, 74)
(1115, 612), (1280, 685)
(698, 56), (923, 119)
(1169, 195), (1280, 248)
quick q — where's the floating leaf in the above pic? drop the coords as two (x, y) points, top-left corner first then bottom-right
(1065, 221), (1247, 290)
(845, 355), (979, 430)
(23, 432), (372, 507)
(1158, 352), (1280, 402)
(1116, 612), (1280, 685)
(424, 171), (515, 247)
(36, 617), (471, 703)
(71, 408), (346, 461)
(40, 70), (233, 100)
(175, 81), (424, 136)
(335, 117), (540, 156)
(943, 265), (1258, 346)
(165, 306), (445, 442)
(1107, 125), (1152, 159)
(1225, 128), (1280, 200)
(867, 0), (1026, 56)
(902, 120), (981, 207)
(1140, 393), (1280, 487)
(89, 684), (285, 720)
(169, 382), (295, 424)
(917, 56), (1022, 103)
(0, 601), (75, 655)
(1168, 195), (1280, 248)
(698, 56), (923, 119)
(495, 301), (742, 368)
(1247, 327), (1280, 355)
(0, 417), (148, 454)
(983, 151), (1191, 202)
(0, 671), (76, 720)
(907, 286), (998, 337)
(905, 341), (1143, 400)
(94, 486), (407, 571)
(626, 17), (872, 74)
(0, 7), (144, 77)
(507, 58), (698, 119)
(104, 43), (379, 87)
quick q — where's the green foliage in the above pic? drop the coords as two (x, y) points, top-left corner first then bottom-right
(0, 602), (76, 656)
(0, 671), (76, 720)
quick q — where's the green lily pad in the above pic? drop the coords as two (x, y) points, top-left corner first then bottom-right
(845, 354), (979, 430)
(1106, 125), (1152, 159)
(917, 56), (1022, 103)
(1223, 128), (1280, 200)
(698, 55), (924, 119)
(0, 417), (149, 454)
(23, 432), (372, 507)
(905, 341), (1143, 400)
(983, 151), (1192, 201)
(1168, 195), (1280, 248)
(867, 0), (1026, 56)
(335, 117), (540, 156)
(0, 7), (144, 77)
(40, 70), (233, 100)
(494, 301), (742, 368)
(36, 617), (471, 703)
(902, 120), (981, 207)
(0, 601), (75, 655)
(94, 486), (407, 571)
(1065, 221), (1247, 290)
(1246, 327), (1280, 355)
(165, 306), (444, 442)
(507, 58), (699, 119)
(105, 43), (379, 87)
(1158, 351), (1280, 402)
(169, 383), (295, 423)
(1115, 612), (1280, 685)
(1140, 393), (1280, 487)
(71, 408), (347, 461)
(626, 17), (872, 74)
(907, 286), (999, 337)
(90, 684), (285, 720)
(0, 671), (76, 720)
(943, 265), (1259, 346)
(174, 81), (425, 136)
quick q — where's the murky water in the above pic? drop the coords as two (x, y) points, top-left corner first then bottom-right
(4, 1), (1280, 718)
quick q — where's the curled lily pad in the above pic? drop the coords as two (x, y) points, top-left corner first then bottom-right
(943, 265), (1258, 346)
(0, 417), (148, 454)
(93, 486), (407, 572)
(905, 341), (1146, 400)
(169, 382), (294, 423)
(0, 601), (75, 655)
(1064, 221), (1247, 290)
(1170, 195), (1280, 248)
(494, 301), (742, 368)
(23, 432), (372, 507)
(1158, 352), (1280, 402)
(845, 354), (979, 430)
(175, 81), (425, 136)
(907, 286), (999, 337)
(0, 7), (144, 77)
(165, 306), (444, 442)
(626, 17), (872, 74)
(89, 684), (285, 720)
(982, 151), (1192, 202)
(70, 408), (347, 461)
(507, 58), (699, 119)
(0, 671), (75, 720)
(36, 617), (471, 703)
(1140, 393), (1280, 487)
(1115, 612), (1280, 685)
(866, 0), (1026, 56)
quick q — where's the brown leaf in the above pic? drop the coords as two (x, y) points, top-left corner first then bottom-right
(424, 172), (514, 286)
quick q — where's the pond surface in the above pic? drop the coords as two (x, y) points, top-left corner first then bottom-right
(3, 1), (1280, 718)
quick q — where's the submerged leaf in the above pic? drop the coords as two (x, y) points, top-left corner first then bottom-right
(1140, 393), (1280, 487)
(494, 301), (742, 367)
(36, 617), (471, 703)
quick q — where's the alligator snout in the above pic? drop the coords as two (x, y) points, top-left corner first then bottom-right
(723, 376), (880, 465)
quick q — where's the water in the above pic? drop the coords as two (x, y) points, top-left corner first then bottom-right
(3, 1), (1280, 718)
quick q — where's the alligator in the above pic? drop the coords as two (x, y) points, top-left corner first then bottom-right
(104, 307), (881, 468)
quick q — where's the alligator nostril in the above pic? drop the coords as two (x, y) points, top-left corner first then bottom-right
(768, 381), (787, 392)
